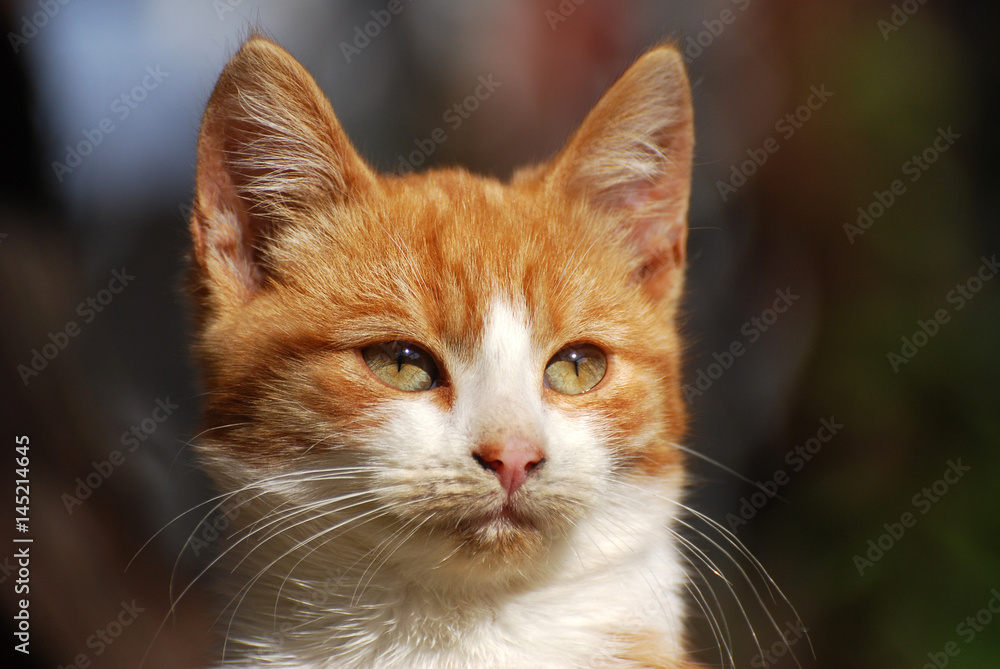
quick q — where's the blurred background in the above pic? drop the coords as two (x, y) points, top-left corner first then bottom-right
(0, 0), (997, 667)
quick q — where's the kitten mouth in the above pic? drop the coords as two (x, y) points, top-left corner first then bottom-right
(448, 499), (542, 553)
(496, 502), (526, 523)
(452, 498), (536, 535)
(485, 500), (536, 529)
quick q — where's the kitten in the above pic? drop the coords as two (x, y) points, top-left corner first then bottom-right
(187, 34), (699, 668)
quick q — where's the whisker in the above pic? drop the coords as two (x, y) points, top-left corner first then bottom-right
(611, 479), (811, 668)
(670, 441), (791, 504)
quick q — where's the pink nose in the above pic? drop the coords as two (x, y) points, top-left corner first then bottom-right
(473, 438), (545, 496)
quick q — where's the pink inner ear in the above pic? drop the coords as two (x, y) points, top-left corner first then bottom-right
(191, 200), (262, 306)
(191, 114), (269, 302)
(600, 168), (689, 281)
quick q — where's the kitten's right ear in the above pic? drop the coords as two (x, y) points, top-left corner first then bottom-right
(190, 35), (374, 313)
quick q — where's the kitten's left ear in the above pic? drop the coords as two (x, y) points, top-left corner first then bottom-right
(542, 45), (694, 303)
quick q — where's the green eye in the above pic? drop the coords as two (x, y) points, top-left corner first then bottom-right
(362, 341), (439, 392)
(544, 344), (607, 395)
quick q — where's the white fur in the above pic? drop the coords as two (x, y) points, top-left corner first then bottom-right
(209, 298), (687, 668)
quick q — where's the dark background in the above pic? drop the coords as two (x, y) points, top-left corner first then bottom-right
(1, 1), (997, 667)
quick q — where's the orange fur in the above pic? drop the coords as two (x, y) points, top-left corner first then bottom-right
(188, 34), (697, 668)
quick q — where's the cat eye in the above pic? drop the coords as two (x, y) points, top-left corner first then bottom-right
(544, 344), (607, 395)
(362, 341), (439, 392)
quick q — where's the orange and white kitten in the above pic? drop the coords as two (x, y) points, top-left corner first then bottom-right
(188, 35), (697, 668)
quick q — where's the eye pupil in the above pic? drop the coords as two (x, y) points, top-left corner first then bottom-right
(544, 344), (607, 395)
(362, 341), (439, 392)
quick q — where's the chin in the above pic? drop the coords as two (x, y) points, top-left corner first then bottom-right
(410, 497), (564, 586)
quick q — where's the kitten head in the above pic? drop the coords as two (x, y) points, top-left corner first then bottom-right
(188, 36), (693, 587)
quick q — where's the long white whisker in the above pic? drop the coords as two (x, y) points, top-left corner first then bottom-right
(612, 478), (810, 668)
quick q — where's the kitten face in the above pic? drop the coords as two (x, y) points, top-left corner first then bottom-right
(189, 34), (694, 663)
(196, 170), (687, 581)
